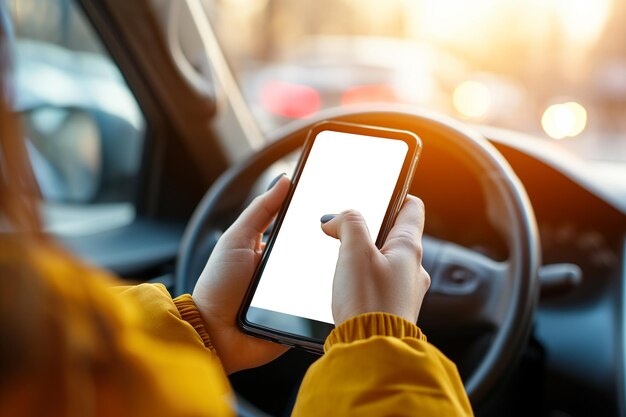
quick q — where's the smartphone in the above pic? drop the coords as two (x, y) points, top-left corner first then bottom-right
(238, 121), (422, 353)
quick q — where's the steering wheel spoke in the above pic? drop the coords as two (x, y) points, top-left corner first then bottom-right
(421, 235), (509, 332)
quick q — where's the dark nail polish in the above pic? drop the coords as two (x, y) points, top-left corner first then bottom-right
(320, 214), (336, 224)
(267, 173), (286, 191)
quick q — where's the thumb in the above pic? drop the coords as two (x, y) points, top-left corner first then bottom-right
(320, 210), (375, 250)
(381, 195), (425, 257)
(227, 174), (290, 241)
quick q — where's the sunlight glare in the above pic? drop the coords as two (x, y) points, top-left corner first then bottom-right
(541, 102), (587, 139)
(453, 81), (492, 119)
(553, 0), (612, 44)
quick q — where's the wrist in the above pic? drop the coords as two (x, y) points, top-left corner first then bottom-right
(325, 312), (426, 352)
(173, 294), (217, 353)
(191, 295), (240, 374)
(334, 305), (419, 328)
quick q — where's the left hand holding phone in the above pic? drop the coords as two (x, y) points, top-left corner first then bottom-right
(192, 174), (291, 374)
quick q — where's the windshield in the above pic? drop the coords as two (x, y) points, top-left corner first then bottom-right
(205, 0), (625, 162)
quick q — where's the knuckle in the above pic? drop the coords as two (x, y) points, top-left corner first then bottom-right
(421, 268), (431, 290)
(251, 195), (272, 217)
(406, 195), (425, 212)
(416, 198), (425, 215)
(341, 209), (362, 218)
(353, 241), (377, 260)
(250, 193), (264, 205)
(393, 228), (423, 254)
(415, 241), (424, 262)
(341, 210), (364, 224)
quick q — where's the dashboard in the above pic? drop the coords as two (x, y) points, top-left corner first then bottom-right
(488, 132), (625, 417)
(387, 126), (625, 415)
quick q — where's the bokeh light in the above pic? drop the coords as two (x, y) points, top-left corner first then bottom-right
(453, 81), (492, 119)
(552, 0), (612, 45)
(260, 81), (321, 119)
(541, 102), (587, 140)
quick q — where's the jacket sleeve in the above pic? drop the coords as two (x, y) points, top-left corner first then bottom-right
(0, 242), (235, 417)
(292, 312), (474, 416)
(115, 284), (219, 360)
(106, 283), (236, 416)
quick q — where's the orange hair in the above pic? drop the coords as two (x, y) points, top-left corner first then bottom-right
(0, 17), (41, 233)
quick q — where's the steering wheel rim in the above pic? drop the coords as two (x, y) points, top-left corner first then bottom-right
(176, 107), (540, 407)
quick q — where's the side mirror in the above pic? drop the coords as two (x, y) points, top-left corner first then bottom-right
(22, 106), (102, 203)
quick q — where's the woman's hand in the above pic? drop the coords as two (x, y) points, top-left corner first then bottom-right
(192, 175), (291, 374)
(321, 195), (431, 325)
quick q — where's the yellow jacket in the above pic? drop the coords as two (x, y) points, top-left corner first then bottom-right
(0, 240), (473, 416)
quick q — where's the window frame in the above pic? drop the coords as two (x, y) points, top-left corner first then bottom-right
(36, 0), (231, 278)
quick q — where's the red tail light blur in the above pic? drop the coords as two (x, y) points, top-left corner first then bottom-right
(260, 81), (321, 119)
(341, 84), (397, 106)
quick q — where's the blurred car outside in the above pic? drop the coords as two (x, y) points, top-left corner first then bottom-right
(205, 0), (626, 162)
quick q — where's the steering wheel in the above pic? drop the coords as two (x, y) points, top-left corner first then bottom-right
(176, 108), (540, 408)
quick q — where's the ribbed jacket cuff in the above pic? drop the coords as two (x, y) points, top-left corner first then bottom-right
(173, 294), (216, 354)
(324, 312), (427, 352)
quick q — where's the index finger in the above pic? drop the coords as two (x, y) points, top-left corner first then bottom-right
(381, 195), (425, 255)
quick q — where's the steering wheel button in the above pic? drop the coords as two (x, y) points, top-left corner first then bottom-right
(449, 266), (475, 285)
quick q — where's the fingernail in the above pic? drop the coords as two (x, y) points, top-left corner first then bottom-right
(320, 214), (336, 224)
(267, 173), (286, 191)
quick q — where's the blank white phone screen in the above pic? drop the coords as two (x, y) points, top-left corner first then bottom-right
(250, 130), (409, 324)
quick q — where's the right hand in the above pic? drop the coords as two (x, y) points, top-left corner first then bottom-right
(320, 195), (430, 325)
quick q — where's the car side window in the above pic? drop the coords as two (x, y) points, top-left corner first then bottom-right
(8, 0), (146, 236)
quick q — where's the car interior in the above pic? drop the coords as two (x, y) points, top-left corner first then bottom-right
(8, 0), (626, 416)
